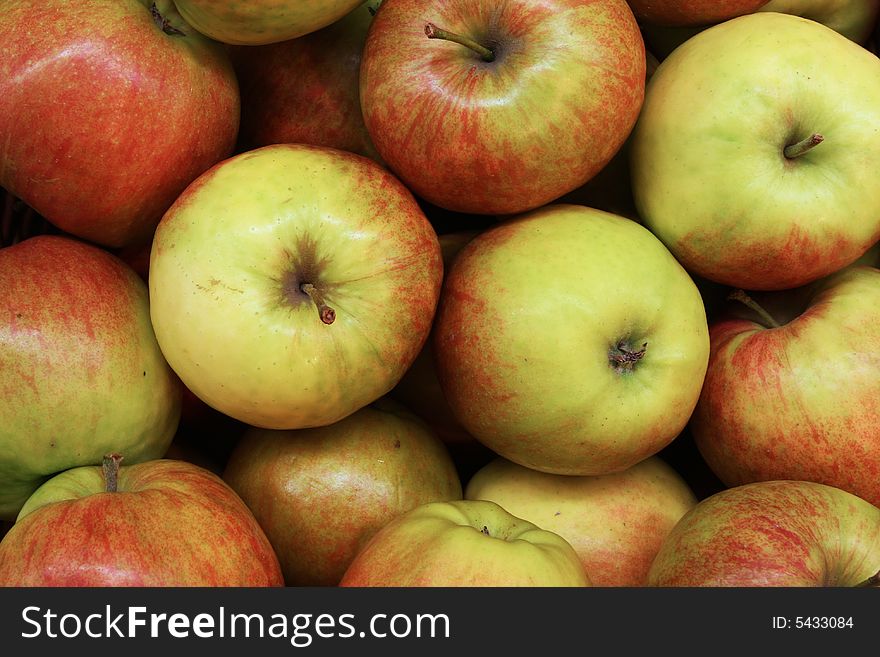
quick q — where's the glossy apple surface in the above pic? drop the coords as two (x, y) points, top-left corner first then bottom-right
(223, 399), (462, 586)
(339, 499), (590, 586)
(0, 457), (283, 586)
(631, 13), (880, 290)
(434, 204), (709, 475)
(691, 266), (880, 508)
(360, 0), (645, 215)
(174, 0), (365, 44)
(0, 236), (181, 520)
(466, 457), (697, 586)
(648, 480), (880, 586)
(0, 0), (239, 247)
(149, 144), (443, 429)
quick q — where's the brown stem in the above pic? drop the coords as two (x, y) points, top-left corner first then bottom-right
(301, 283), (336, 325)
(609, 341), (647, 372)
(150, 2), (186, 36)
(727, 289), (781, 329)
(425, 22), (495, 62)
(854, 569), (880, 587)
(784, 133), (823, 159)
(102, 453), (124, 493)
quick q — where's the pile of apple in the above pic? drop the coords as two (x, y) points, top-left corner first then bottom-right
(2, 0), (880, 588)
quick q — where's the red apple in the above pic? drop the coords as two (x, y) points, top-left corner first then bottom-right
(223, 399), (462, 586)
(691, 266), (880, 508)
(648, 480), (880, 586)
(0, 0), (239, 247)
(0, 455), (283, 586)
(360, 0), (645, 215)
(466, 456), (697, 586)
(0, 235), (182, 520)
(627, 0), (769, 26)
(231, 1), (379, 160)
(340, 499), (591, 586)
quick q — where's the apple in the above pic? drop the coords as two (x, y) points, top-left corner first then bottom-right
(231, 1), (379, 160)
(648, 480), (880, 586)
(627, 0), (769, 27)
(339, 499), (590, 586)
(0, 0), (239, 248)
(759, 0), (880, 44)
(631, 12), (880, 291)
(359, 0), (645, 215)
(223, 398), (462, 586)
(0, 235), (181, 520)
(690, 266), (880, 508)
(0, 455), (283, 586)
(173, 0), (366, 45)
(643, 1), (880, 59)
(1, 190), (57, 248)
(466, 456), (697, 586)
(433, 204), (710, 476)
(149, 144), (443, 430)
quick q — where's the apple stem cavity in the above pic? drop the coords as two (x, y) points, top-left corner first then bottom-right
(300, 283), (336, 325)
(102, 453), (124, 493)
(425, 22), (495, 62)
(783, 133), (824, 159)
(149, 2), (186, 37)
(609, 341), (647, 374)
(854, 569), (880, 587)
(727, 289), (782, 329)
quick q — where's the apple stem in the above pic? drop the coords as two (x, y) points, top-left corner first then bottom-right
(102, 453), (124, 493)
(149, 2), (186, 37)
(784, 133), (823, 159)
(425, 22), (495, 62)
(300, 283), (336, 325)
(854, 569), (880, 587)
(727, 290), (781, 329)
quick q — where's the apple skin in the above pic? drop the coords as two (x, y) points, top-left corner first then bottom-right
(631, 13), (880, 291)
(0, 0), (239, 248)
(231, 1), (379, 160)
(643, 1), (880, 60)
(648, 480), (880, 586)
(223, 399), (462, 586)
(0, 235), (182, 520)
(0, 458), (283, 586)
(173, 0), (366, 44)
(759, 0), (880, 44)
(627, 0), (769, 27)
(360, 0), (645, 215)
(433, 204), (710, 476)
(691, 266), (880, 508)
(149, 144), (443, 430)
(339, 499), (590, 586)
(466, 457), (697, 586)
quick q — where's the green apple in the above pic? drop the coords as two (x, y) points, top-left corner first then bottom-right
(466, 456), (697, 586)
(339, 499), (590, 586)
(648, 480), (880, 586)
(631, 12), (880, 290)
(0, 236), (181, 520)
(433, 204), (710, 476)
(759, 0), (880, 43)
(222, 399), (462, 586)
(173, 0), (365, 45)
(0, 455), (283, 586)
(691, 266), (880, 508)
(149, 144), (443, 430)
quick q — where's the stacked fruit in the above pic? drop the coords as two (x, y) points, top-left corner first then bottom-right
(2, 0), (880, 587)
